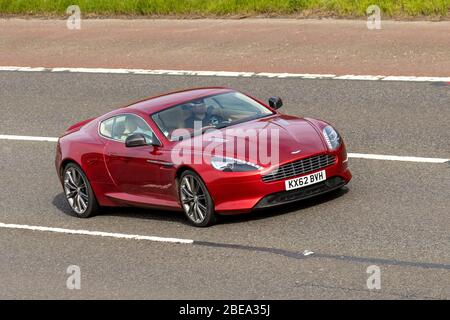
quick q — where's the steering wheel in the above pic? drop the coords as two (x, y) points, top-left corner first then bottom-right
(206, 105), (227, 126)
(209, 115), (221, 126)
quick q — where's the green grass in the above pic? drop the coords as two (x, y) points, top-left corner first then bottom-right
(0, 0), (449, 18)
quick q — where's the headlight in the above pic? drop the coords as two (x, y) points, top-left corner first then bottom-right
(322, 125), (341, 150)
(211, 156), (262, 172)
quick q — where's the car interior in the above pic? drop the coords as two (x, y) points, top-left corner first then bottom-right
(153, 98), (263, 141)
(100, 115), (155, 144)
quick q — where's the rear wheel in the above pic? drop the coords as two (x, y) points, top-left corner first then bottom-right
(63, 163), (98, 218)
(179, 171), (216, 227)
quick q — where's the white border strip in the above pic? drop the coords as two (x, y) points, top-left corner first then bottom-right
(0, 222), (193, 244)
(1, 66), (449, 82)
(0, 134), (58, 142)
(0, 134), (448, 163)
(347, 153), (449, 163)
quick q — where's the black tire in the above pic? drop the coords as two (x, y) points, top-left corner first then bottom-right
(62, 163), (99, 218)
(179, 170), (216, 227)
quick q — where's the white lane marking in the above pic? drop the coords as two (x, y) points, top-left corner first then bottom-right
(1, 66), (449, 82)
(0, 134), (58, 142)
(0, 134), (448, 163)
(348, 153), (449, 163)
(0, 222), (194, 244)
(382, 76), (450, 82)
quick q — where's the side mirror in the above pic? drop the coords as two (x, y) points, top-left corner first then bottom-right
(268, 96), (283, 109)
(125, 133), (160, 148)
(125, 133), (147, 147)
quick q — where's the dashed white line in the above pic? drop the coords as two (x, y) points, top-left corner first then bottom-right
(1, 66), (449, 82)
(0, 134), (58, 142)
(0, 222), (194, 244)
(0, 134), (448, 164)
(347, 153), (449, 163)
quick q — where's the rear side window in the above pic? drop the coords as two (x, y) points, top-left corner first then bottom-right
(99, 117), (114, 138)
(99, 114), (159, 145)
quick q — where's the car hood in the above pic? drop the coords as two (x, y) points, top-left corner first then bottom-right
(174, 114), (327, 168)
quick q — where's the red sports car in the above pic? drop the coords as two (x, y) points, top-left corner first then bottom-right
(55, 87), (351, 227)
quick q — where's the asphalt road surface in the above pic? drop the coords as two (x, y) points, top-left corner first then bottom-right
(0, 71), (449, 299)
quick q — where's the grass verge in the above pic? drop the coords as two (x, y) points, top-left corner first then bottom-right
(0, 0), (449, 18)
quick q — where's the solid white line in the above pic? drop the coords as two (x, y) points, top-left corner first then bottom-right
(1, 66), (449, 82)
(0, 134), (58, 142)
(0, 134), (448, 163)
(0, 222), (194, 244)
(348, 153), (449, 163)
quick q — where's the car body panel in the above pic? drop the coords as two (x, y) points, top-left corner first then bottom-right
(56, 87), (351, 215)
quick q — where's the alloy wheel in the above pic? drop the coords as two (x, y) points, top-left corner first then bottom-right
(180, 175), (208, 224)
(64, 167), (89, 215)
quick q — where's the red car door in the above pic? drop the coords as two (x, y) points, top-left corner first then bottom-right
(104, 139), (163, 198)
(101, 113), (176, 204)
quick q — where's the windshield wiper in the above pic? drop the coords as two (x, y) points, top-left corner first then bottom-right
(199, 123), (230, 133)
(215, 122), (231, 129)
(190, 117), (263, 138)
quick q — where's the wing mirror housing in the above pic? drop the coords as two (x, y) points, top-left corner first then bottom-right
(125, 133), (160, 148)
(268, 96), (283, 109)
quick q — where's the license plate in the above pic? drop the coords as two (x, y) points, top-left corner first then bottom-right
(285, 170), (326, 191)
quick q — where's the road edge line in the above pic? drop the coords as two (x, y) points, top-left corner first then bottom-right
(1, 66), (450, 82)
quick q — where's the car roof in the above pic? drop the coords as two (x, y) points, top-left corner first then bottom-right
(124, 87), (235, 114)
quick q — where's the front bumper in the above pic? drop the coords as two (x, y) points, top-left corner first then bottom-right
(254, 176), (346, 209)
(203, 145), (352, 214)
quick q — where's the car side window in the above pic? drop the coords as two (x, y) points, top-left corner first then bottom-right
(100, 114), (158, 145)
(99, 117), (114, 138)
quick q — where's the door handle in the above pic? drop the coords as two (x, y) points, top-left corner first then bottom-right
(146, 160), (174, 168)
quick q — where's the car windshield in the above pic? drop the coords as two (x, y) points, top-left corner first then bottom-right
(151, 91), (274, 141)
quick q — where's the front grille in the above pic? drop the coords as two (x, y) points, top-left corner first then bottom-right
(262, 154), (336, 183)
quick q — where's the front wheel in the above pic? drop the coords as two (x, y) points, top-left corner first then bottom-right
(62, 163), (99, 218)
(179, 171), (216, 227)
